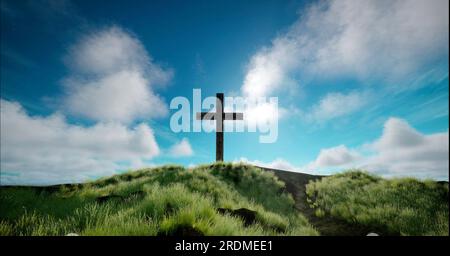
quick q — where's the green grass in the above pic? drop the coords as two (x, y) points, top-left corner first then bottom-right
(306, 170), (449, 236)
(0, 163), (318, 236)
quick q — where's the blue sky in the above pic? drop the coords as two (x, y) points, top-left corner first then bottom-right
(1, 0), (449, 185)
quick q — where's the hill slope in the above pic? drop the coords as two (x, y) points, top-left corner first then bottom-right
(0, 163), (318, 236)
(1, 163), (448, 236)
(263, 167), (448, 236)
(305, 171), (449, 236)
(259, 167), (377, 236)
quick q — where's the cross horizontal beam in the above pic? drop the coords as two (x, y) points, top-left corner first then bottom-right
(196, 112), (244, 120)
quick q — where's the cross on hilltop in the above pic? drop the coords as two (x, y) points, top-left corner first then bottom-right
(196, 93), (243, 162)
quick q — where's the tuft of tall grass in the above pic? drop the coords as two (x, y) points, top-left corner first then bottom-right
(306, 170), (449, 236)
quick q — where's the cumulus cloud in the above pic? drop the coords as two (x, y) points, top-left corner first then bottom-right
(242, 37), (300, 98)
(242, 0), (449, 97)
(235, 157), (300, 172)
(169, 138), (194, 157)
(0, 99), (160, 185)
(303, 91), (368, 123)
(63, 26), (172, 123)
(362, 118), (449, 179)
(308, 118), (449, 180)
(310, 145), (361, 168)
(64, 70), (167, 123)
(237, 118), (448, 180)
(0, 26), (178, 185)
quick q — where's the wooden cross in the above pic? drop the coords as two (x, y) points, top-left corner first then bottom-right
(196, 93), (243, 162)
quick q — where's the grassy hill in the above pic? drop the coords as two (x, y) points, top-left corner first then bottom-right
(305, 171), (449, 236)
(0, 163), (318, 236)
(265, 167), (448, 236)
(0, 163), (448, 236)
(258, 167), (378, 236)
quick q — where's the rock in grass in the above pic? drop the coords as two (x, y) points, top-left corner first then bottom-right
(367, 232), (379, 236)
(95, 191), (146, 203)
(66, 233), (79, 236)
(95, 195), (123, 203)
(217, 208), (257, 226)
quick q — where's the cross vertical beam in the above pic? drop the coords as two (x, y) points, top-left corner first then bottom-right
(196, 92), (244, 162)
(216, 93), (224, 161)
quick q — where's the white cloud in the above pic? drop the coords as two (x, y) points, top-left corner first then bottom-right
(235, 157), (300, 172)
(237, 118), (448, 180)
(63, 26), (172, 123)
(304, 91), (368, 123)
(242, 37), (300, 98)
(241, 0), (449, 97)
(0, 99), (160, 185)
(65, 26), (171, 84)
(363, 118), (449, 179)
(310, 145), (361, 168)
(64, 70), (167, 123)
(307, 118), (449, 180)
(237, 146), (360, 174)
(372, 118), (427, 150)
(243, 101), (282, 127)
(169, 138), (194, 157)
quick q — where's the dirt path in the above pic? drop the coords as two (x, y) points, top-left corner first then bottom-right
(258, 166), (375, 236)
